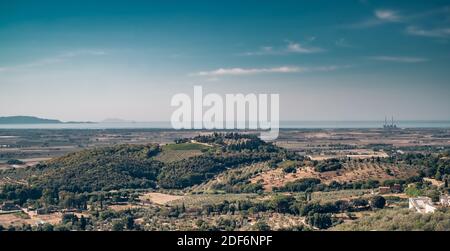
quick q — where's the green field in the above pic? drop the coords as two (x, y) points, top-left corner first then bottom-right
(154, 143), (212, 163)
(162, 143), (211, 151)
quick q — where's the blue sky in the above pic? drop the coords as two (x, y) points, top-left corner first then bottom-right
(0, 0), (449, 121)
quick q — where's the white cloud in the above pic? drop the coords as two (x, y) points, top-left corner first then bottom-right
(241, 46), (276, 56)
(347, 6), (450, 29)
(406, 26), (450, 38)
(286, 41), (322, 53)
(194, 66), (300, 76)
(190, 65), (349, 77)
(240, 40), (323, 56)
(375, 9), (402, 22)
(370, 56), (429, 63)
(347, 9), (404, 28)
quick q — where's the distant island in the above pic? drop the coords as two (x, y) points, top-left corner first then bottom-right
(0, 116), (92, 124)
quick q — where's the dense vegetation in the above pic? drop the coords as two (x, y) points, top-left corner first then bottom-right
(314, 159), (342, 172)
(379, 152), (450, 182)
(158, 153), (273, 189)
(31, 144), (162, 192)
(273, 178), (387, 193)
(333, 208), (450, 231)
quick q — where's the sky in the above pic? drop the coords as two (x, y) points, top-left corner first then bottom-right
(0, 0), (449, 122)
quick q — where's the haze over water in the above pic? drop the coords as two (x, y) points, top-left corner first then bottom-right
(0, 121), (449, 129)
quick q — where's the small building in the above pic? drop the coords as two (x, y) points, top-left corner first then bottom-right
(409, 197), (437, 214)
(36, 206), (58, 215)
(379, 186), (391, 194)
(440, 195), (450, 207)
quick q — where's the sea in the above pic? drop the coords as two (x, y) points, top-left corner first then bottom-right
(0, 121), (449, 129)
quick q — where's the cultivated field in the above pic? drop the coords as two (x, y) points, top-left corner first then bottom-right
(190, 162), (271, 192)
(250, 161), (419, 191)
(140, 192), (184, 205)
(154, 142), (210, 163)
(168, 193), (260, 208)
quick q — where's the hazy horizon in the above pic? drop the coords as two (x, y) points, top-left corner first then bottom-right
(1, 0), (450, 122)
(3, 115), (450, 123)
(2, 115), (450, 131)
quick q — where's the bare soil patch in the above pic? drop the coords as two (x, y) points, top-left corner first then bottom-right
(140, 192), (184, 205)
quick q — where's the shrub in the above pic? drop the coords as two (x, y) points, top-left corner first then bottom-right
(370, 196), (386, 209)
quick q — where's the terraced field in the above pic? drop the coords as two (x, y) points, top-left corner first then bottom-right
(190, 162), (271, 192)
(305, 189), (372, 203)
(168, 193), (261, 208)
(250, 161), (419, 191)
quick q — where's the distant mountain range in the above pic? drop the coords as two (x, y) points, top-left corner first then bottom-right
(0, 116), (92, 124)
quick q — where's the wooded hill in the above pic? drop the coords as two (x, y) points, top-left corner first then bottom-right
(0, 133), (299, 193)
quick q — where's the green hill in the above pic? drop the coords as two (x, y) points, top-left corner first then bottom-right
(30, 144), (162, 192)
(0, 133), (301, 193)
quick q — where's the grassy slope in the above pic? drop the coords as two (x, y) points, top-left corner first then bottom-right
(154, 143), (210, 163)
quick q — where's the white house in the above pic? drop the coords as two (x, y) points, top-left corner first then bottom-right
(409, 197), (437, 213)
(440, 195), (450, 207)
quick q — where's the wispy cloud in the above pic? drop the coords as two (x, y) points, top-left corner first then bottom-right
(241, 46), (277, 56)
(286, 41), (322, 53)
(406, 26), (450, 38)
(374, 9), (402, 22)
(347, 6), (450, 31)
(369, 56), (429, 63)
(190, 65), (350, 77)
(240, 40), (323, 56)
(348, 9), (403, 28)
(0, 49), (107, 73)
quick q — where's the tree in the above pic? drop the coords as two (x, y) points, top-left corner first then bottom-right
(112, 221), (124, 231)
(41, 188), (59, 206)
(436, 171), (442, 181)
(307, 213), (332, 229)
(79, 216), (87, 230)
(370, 196), (386, 209)
(350, 198), (368, 209)
(125, 216), (135, 230)
(269, 195), (295, 213)
(39, 223), (54, 231)
(62, 213), (78, 225)
(283, 165), (297, 173)
(405, 185), (422, 197)
(254, 220), (271, 231)
(334, 200), (350, 212)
